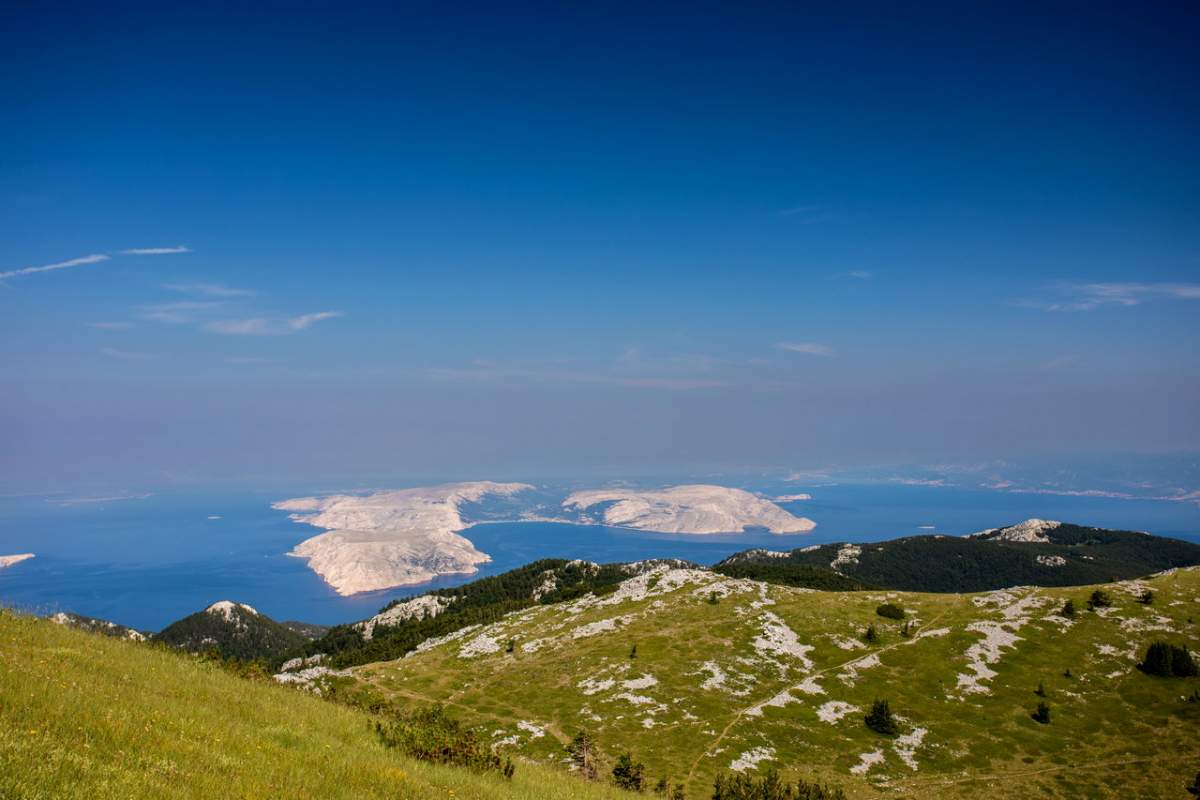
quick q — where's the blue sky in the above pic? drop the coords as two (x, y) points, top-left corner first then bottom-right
(1, 2), (1198, 489)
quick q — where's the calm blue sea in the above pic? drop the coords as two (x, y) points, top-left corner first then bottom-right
(1, 484), (1196, 632)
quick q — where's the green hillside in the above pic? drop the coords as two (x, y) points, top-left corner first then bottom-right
(345, 565), (1200, 799)
(717, 521), (1200, 593)
(0, 609), (632, 800)
(154, 600), (309, 661)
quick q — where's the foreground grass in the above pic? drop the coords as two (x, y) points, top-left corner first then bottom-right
(0, 610), (631, 800)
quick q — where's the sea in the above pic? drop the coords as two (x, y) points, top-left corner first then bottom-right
(1, 482), (1197, 632)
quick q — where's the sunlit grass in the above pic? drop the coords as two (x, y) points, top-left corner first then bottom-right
(0, 609), (630, 800)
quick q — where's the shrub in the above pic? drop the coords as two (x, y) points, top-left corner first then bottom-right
(374, 705), (514, 778)
(876, 603), (905, 620)
(1060, 599), (1076, 618)
(864, 698), (897, 736)
(1137, 590), (1154, 605)
(1032, 701), (1050, 724)
(712, 769), (847, 800)
(708, 591), (721, 605)
(1138, 641), (1199, 677)
(612, 752), (645, 792)
(863, 624), (879, 644)
(1087, 590), (1112, 610)
(1188, 770), (1200, 796)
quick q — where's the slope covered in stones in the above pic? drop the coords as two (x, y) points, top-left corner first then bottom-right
(342, 563), (1200, 799)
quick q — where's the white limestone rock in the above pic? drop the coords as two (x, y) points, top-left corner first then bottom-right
(275, 481), (533, 595)
(562, 484), (815, 534)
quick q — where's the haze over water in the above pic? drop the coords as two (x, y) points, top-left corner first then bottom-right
(2, 481), (1195, 631)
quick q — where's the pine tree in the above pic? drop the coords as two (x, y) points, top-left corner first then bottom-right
(1188, 771), (1200, 797)
(1061, 599), (1076, 618)
(1137, 590), (1154, 605)
(505, 639), (515, 653)
(864, 698), (897, 735)
(612, 752), (646, 792)
(1139, 641), (1199, 677)
(566, 730), (598, 780)
(1032, 701), (1050, 724)
(1086, 589), (1112, 611)
(629, 643), (638, 659)
(1034, 681), (1046, 697)
(863, 624), (879, 644)
(1062, 668), (1072, 678)
(708, 591), (720, 605)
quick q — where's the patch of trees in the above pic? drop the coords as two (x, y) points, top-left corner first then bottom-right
(712, 769), (847, 800)
(864, 699), (897, 735)
(612, 753), (645, 791)
(1138, 641), (1199, 677)
(153, 608), (307, 663)
(711, 561), (868, 591)
(1032, 701), (1051, 724)
(730, 525), (1200, 593)
(374, 704), (514, 778)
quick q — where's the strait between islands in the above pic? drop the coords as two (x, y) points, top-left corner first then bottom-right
(274, 482), (816, 596)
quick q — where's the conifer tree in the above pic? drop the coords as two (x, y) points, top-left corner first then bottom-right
(566, 730), (598, 780)
(863, 624), (879, 644)
(864, 699), (897, 735)
(612, 752), (646, 792)
(1032, 701), (1050, 724)
(1061, 599), (1076, 618)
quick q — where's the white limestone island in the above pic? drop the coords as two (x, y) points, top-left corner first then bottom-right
(0, 553), (35, 569)
(275, 481), (534, 596)
(275, 481), (816, 596)
(562, 484), (816, 534)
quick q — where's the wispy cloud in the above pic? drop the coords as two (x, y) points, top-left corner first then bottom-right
(120, 246), (191, 255)
(140, 301), (221, 323)
(0, 253), (109, 280)
(288, 310), (343, 330)
(100, 347), (152, 360)
(1021, 282), (1200, 312)
(776, 341), (835, 357)
(206, 310), (343, 336)
(835, 270), (873, 280)
(163, 282), (254, 297)
(87, 321), (134, 330)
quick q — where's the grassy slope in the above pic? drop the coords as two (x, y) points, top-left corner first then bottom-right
(352, 567), (1200, 799)
(0, 610), (631, 800)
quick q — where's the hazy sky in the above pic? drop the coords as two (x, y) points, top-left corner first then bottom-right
(2, 3), (1198, 490)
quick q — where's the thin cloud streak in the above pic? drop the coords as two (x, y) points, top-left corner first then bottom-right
(120, 246), (191, 255)
(207, 310), (343, 335)
(163, 282), (255, 297)
(140, 301), (221, 324)
(1022, 282), (1200, 311)
(288, 310), (343, 330)
(0, 254), (109, 280)
(87, 321), (134, 330)
(775, 341), (835, 357)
